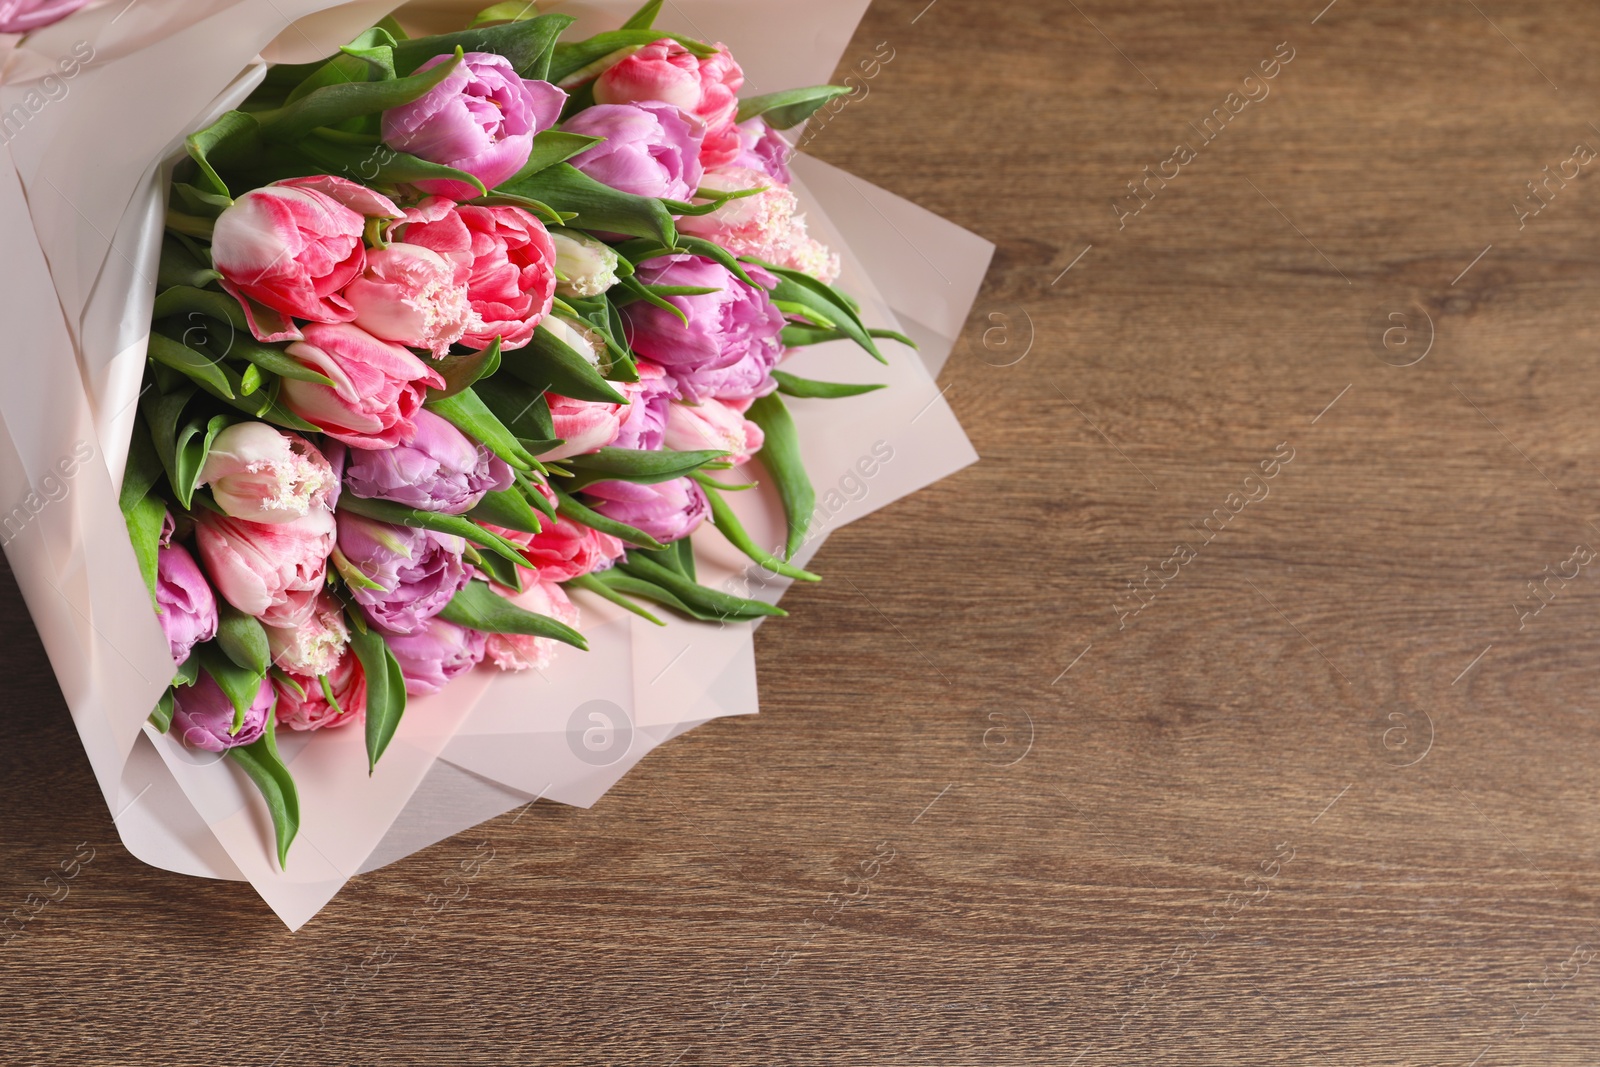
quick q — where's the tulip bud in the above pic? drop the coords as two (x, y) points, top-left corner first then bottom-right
(484, 578), (579, 673)
(265, 594), (349, 676)
(199, 423), (337, 524)
(173, 673), (274, 752)
(543, 314), (609, 372)
(664, 397), (764, 465)
(552, 231), (621, 298)
(345, 242), (472, 357)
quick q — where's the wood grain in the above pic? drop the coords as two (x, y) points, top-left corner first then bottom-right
(6, 1), (1600, 1063)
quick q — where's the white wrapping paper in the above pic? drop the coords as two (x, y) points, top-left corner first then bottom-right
(0, 0), (990, 928)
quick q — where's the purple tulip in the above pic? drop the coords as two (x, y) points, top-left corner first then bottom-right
(156, 541), (219, 666)
(172, 673), (273, 753)
(383, 52), (567, 201)
(619, 255), (786, 403)
(381, 618), (487, 696)
(344, 409), (512, 514)
(562, 102), (705, 201)
(338, 514), (470, 634)
(611, 361), (676, 451)
(585, 477), (710, 544)
(733, 117), (793, 185)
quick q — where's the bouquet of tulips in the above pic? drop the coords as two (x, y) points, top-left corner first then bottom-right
(130, 0), (903, 866)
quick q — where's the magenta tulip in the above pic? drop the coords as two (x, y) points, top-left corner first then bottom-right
(343, 408), (512, 514)
(173, 673), (274, 752)
(382, 52), (566, 200)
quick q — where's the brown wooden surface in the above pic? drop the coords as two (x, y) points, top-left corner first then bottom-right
(7, 1), (1600, 1063)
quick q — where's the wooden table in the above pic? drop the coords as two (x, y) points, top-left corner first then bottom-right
(6, 1), (1600, 1062)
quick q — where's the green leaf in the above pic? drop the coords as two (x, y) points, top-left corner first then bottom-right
(198, 644), (265, 731)
(471, 1), (545, 27)
(439, 580), (587, 648)
(511, 129), (604, 179)
(431, 338), (501, 399)
(548, 31), (714, 85)
(465, 542), (524, 592)
(498, 163), (676, 246)
(185, 111), (261, 198)
(780, 323), (916, 350)
(617, 555), (786, 620)
(771, 370), (886, 399)
(337, 494), (531, 571)
(613, 274), (689, 326)
(553, 487), (665, 551)
(757, 263), (885, 363)
(699, 479), (819, 581)
(169, 181), (233, 220)
(296, 137), (487, 197)
(173, 655), (201, 688)
(153, 289), (336, 386)
(317, 674), (345, 717)
(158, 235), (220, 291)
(149, 689), (175, 734)
(747, 393), (813, 559)
(257, 50), (463, 144)
(562, 447), (727, 488)
(227, 714), (300, 869)
(518, 472), (558, 519)
(501, 321), (627, 404)
(621, 0), (663, 30)
(216, 602), (271, 676)
(658, 184), (766, 217)
(124, 496), (166, 607)
(425, 386), (537, 470)
(148, 332), (232, 398)
(142, 390), (231, 511)
(120, 413), (167, 591)
(616, 235), (757, 288)
(466, 486), (544, 535)
(736, 85), (852, 129)
(393, 13), (574, 80)
(476, 376), (556, 441)
(339, 26), (400, 81)
(564, 571), (665, 625)
(348, 624), (407, 774)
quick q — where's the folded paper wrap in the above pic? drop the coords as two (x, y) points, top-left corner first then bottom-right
(0, 0), (990, 928)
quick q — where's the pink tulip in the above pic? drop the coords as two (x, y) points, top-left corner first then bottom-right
(484, 577), (579, 673)
(594, 40), (745, 169)
(198, 422), (337, 523)
(398, 198), (558, 350)
(265, 593), (349, 677)
(540, 393), (627, 461)
(381, 618), (487, 696)
(664, 397), (765, 465)
(193, 508), (335, 626)
(280, 322), (446, 450)
(677, 166), (841, 284)
(612, 360), (676, 452)
(344, 242), (472, 357)
(211, 176), (401, 343)
(274, 649), (366, 732)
